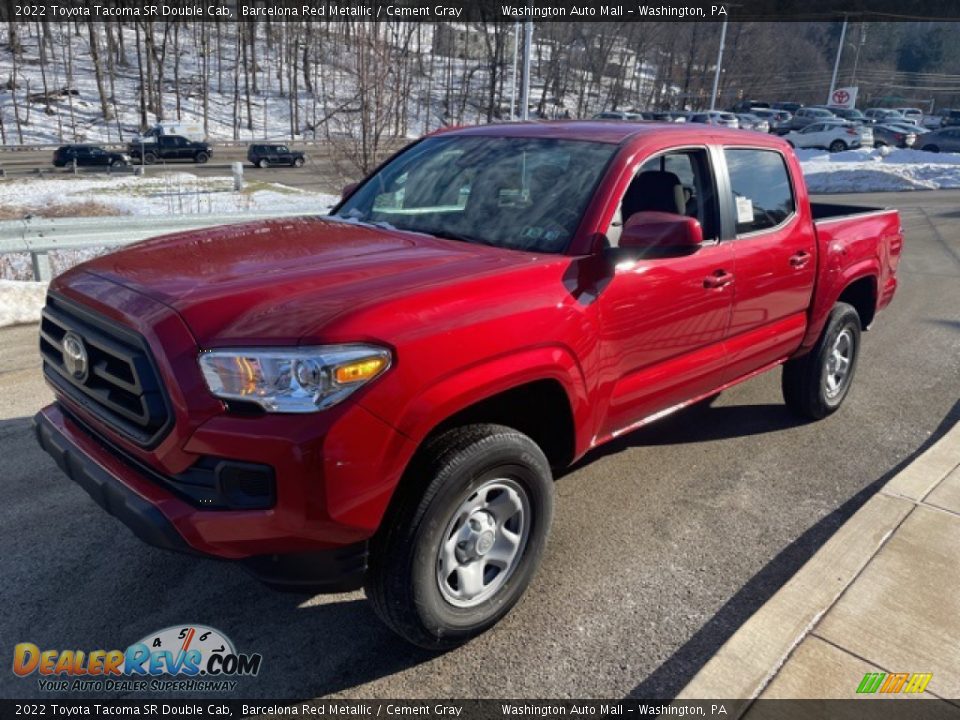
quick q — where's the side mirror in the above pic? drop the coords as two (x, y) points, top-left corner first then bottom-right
(341, 182), (359, 201)
(619, 211), (703, 254)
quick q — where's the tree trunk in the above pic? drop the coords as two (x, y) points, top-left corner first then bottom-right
(88, 23), (114, 122)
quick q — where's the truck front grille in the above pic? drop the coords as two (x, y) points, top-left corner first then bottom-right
(39, 294), (172, 448)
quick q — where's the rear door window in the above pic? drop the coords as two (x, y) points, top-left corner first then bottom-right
(723, 149), (795, 235)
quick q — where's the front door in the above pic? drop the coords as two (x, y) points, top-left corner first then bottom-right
(596, 147), (735, 439)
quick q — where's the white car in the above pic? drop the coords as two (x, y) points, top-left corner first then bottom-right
(689, 111), (739, 129)
(784, 121), (864, 152)
(894, 108), (924, 126)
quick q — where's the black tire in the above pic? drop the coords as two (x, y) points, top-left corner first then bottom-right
(142, 152), (157, 165)
(258, 158), (269, 169)
(366, 424), (554, 649)
(782, 302), (861, 421)
(293, 157), (305, 168)
(874, 141), (886, 148)
(111, 159), (125, 167)
(829, 140), (847, 153)
(922, 144), (939, 153)
(195, 152), (209, 164)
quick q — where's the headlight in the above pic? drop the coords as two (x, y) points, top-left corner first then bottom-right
(199, 344), (391, 413)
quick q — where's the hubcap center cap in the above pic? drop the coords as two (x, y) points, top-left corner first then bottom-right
(475, 530), (496, 556)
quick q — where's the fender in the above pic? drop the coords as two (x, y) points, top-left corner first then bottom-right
(802, 260), (879, 350)
(389, 344), (592, 457)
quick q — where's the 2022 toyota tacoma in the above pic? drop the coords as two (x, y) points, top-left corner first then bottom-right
(34, 122), (901, 648)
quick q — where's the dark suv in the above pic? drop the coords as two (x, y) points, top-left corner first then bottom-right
(53, 145), (130, 168)
(248, 144), (306, 168)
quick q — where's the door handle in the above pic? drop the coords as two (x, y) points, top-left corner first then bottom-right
(790, 251), (812, 268)
(704, 270), (734, 289)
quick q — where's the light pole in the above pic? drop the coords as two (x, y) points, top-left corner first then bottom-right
(827, 17), (849, 104)
(521, 20), (533, 121)
(709, 20), (728, 112)
(510, 22), (519, 120)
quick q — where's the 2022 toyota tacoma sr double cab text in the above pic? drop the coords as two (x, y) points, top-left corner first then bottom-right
(34, 121), (901, 648)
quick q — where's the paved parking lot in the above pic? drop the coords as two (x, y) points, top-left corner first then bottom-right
(0, 190), (958, 700)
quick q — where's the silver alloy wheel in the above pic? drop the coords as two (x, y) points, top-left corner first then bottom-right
(824, 327), (854, 399)
(436, 478), (531, 608)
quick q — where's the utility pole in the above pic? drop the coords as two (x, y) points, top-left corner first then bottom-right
(709, 20), (727, 112)
(510, 22), (519, 120)
(828, 17), (848, 104)
(520, 20), (533, 121)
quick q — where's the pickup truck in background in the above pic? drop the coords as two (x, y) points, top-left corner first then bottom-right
(127, 134), (212, 165)
(34, 122), (901, 648)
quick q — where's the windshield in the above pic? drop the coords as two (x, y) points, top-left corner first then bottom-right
(332, 136), (616, 254)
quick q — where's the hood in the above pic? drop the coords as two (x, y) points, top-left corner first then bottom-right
(73, 217), (537, 345)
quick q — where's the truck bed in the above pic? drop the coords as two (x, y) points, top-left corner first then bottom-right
(810, 201), (887, 223)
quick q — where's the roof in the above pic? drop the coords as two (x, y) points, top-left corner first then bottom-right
(438, 120), (782, 146)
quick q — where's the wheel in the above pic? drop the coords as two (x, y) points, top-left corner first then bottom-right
(293, 157), (305, 168)
(111, 159), (125, 167)
(258, 158), (269, 169)
(922, 144), (939, 153)
(365, 424), (554, 649)
(782, 302), (861, 420)
(195, 152), (209, 164)
(142, 152), (157, 165)
(874, 141), (886, 148)
(829, 140), (847, 153)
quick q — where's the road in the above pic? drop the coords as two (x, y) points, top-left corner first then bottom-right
(0, 143), (404, 193)
(0, 190), (958, 700)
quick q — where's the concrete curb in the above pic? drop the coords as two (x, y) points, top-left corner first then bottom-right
(677, 418), (960, 703)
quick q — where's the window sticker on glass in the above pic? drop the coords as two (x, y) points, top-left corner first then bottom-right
(736, 196), (754, 225)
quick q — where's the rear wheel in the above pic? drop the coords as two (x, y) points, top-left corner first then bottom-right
(111, 159), (125, 167)
(142, 152), (157, 165)
(782, 302), (861, 420)
(366, 424), (554, 649)
(829, 140), (847, 153)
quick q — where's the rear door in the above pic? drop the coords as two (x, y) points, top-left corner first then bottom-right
(716, 146), (816, 382)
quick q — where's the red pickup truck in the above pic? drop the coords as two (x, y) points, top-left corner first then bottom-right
(34, 122), (901, 648)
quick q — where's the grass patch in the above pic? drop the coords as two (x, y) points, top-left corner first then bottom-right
(0, 201), (125, 220)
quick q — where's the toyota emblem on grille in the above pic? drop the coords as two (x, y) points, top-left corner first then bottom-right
(61, 332), (89, 381)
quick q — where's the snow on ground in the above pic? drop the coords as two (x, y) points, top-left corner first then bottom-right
(796, 147), (960, 193)
(0, 172), (337, 217)
(0, 279), (46, 327)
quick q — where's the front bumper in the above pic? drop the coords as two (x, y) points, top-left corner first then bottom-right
(34, 405), (375, 592)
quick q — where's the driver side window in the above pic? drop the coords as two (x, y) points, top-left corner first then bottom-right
(606, 148), (719, 247)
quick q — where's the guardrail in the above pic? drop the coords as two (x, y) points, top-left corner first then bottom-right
(0, 211), (320, 281)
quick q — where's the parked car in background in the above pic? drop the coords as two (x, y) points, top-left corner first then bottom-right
(735, 113), (770, 133)
(752, 108), (793, 133)
(823, 118), (874, 148)
(772, 101), (803, 114)
(649, 111), (687, 123)
(689, 111), (739, 128)
(871, 124), (918, 148)
(730, 100), (771, 113)
(52, 145), (130, 168)
(784, 121), (864, 152)
(593, 111), (647, 121)
(939, 110), (960, 128)
(248, 144), (306, 168)
(894, 108), (924, 125)
(863, 108), (904, 124)
(789, 107), (836, 130)
(827, 107), (868, 124)
(918, 127), (960, 153)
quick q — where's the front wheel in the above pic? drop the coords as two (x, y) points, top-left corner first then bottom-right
(293, 157), (305, 168)
(195, 152), (209, 164)
(782, 302), (861, 420)
(922, 144), (940, 153)
(366, 424), (554, 649)
(258, 158), (269, 169)
(829, 140), (847, 153)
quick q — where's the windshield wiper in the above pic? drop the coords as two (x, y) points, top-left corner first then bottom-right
(420, 229), (495, 247)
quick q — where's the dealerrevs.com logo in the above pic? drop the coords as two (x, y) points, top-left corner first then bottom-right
(12, 625), (262, 693)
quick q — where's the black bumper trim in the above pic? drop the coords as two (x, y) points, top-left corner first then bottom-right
(34, 410), (195, 555)
(33, 410), (369, 593)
